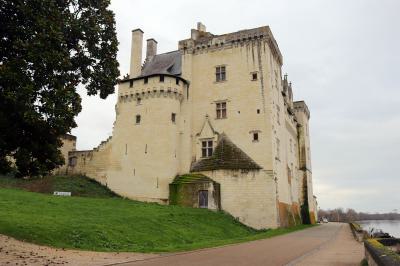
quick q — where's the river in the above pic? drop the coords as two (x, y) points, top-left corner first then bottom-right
(358, 220), (400, 237)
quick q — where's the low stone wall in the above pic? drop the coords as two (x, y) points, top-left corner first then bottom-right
(349, 222), (366, 242)
(364, 238), (400, 266)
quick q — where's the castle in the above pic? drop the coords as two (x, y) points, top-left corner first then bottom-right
(61, 23), (318, 229)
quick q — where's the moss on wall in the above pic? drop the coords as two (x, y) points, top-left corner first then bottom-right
(309, 211), (316, 224)
(278, 202), (302, 228)
(300, 203), (311, 224)
(169, 174), (220, 209)
(365, 239), (400, 265)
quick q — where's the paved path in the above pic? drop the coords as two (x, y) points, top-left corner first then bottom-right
(113, 223), (363, 266)
(291, 223), (364, 265)
(0, 223), (363, 265)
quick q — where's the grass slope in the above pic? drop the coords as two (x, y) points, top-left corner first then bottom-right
(0, 188), (313, 252)
(0, 175), (117, 198)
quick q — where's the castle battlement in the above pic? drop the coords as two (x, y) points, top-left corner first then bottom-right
(178, 24), (282, 65)
(118, 74), (186, 103)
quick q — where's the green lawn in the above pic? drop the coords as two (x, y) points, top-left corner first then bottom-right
(0, 186), (313, 253)
(0, 175), (117, 198)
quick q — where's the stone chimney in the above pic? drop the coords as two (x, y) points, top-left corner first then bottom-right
(197, 22), (206, 32)
(191, 22), (207, 41)
(130, 29), (143, 78)
(146, 38), (157, 60)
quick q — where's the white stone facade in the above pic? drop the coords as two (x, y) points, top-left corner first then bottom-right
(66, 23), (317, 229)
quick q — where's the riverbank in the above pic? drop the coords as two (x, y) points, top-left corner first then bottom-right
(350, 221), (400, 266)
(358, 220), (400, 238)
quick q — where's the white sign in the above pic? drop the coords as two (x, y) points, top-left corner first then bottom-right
(53, 191), (71, 196)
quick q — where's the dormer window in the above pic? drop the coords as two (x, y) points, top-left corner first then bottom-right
(201, 140), (213, 157)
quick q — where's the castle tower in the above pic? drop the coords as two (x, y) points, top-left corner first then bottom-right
(105, 30), (188, 202)
(293, 101), (315, 223)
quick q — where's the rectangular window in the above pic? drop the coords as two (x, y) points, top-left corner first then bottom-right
(253, 132), (259, 142)
(137, 98), (141, 105)
(129, 80), (133, 87)
(171, 113), (176, 123)
(198, 190), (208, 208)
(252, 72), (258, 81)
(215, 66), (226, 82)
(216, 102), (227, 119)
(201, 140), (213, 157)
(176, 78), (179, 85)
(136, 115), (141, 124)
(160, 75), (164, 82)
(144, 77), (148, 84)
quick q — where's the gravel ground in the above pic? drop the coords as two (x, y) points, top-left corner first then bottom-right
(0, 234), (158, 266)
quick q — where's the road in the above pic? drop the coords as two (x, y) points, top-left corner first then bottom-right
(112, 223), (363, 266)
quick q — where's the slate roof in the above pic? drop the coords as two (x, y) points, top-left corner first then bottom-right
(191, 133), (262, 172)
(140, 50), (182, 77)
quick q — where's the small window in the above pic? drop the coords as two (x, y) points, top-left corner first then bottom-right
(252, 72), (258, 81)
(144, 77), (148, 84)
(160, 75), (164, 82)
(171, 113), (176, 123)
(257, 109), (260, 114)
(215, 66), (226, 82)
(201, 140), (213, 157)
(129, 80), (133, 87)
(176, 78), (179, 85)
(137, 98), (141, 105)
(216, 102), (227, 119)
(136, 115), (141, 124)
(253, 132), (259, 142)
(199, 190), (208, 208)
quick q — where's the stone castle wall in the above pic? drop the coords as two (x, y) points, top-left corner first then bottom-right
(201, 169), (278, 229)
(63, 24), (316, 229)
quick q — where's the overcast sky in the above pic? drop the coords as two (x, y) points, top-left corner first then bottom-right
(71, 0), (400, 213)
